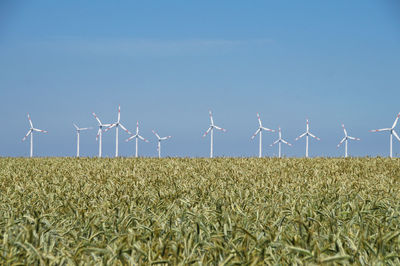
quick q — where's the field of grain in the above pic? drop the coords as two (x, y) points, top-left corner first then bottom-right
(0, 158), (400, 264)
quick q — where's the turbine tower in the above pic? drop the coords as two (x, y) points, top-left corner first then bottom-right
(105, 105), (132, 157)
(152, 130), (172, 158)
(126, 121), (149, 157)
(92, 112), (111, 158)
(73, 124), (91, 157)
(22, 113), (47, 158)
(337, 124), (360, 158)
(251, 113), (275, 158)
(295, 119), (320, 158)
(203, 110), (226, 158)
(370, 112), (400, 158)
(270, 127), (291, 158)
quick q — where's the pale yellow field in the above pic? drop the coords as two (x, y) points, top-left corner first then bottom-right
(0, 158), (400, 264)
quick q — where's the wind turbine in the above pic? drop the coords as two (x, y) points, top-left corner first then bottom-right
(92, 112), (111, 158)
(295, 119), (320, 158)
(105, 105), (132, 157)
(370, 112), (400, 158)
(337, 124), (360, 158)
(270, 127), (291, 158)
(126, 121), (149, 157)
(152, 130), (172, 158)
(251, 113), (275, 158)
(73, 124), (92, 157)
(22, 113), (47, 158)
(203, 110), (226, 158)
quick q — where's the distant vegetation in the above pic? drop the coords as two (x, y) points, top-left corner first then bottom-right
(0, 158), (400, 264)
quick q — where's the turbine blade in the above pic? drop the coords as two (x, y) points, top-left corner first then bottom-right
(138, 135), (149, 142)
(73, 123), (79, 130)
(281, 139), (292, 146)
(348, 136), (360, 141)
(257, 113), (262, 127)
(117, 104), (121, 123)
(393, 130), (400, 142)
(152, 130), (161, 139)
(392, 112), (400, 128)
(104, 123), (116, 132)
(33, 128), (47, 133)
(96, 128), (101, 140)
(203, 127), (212, 137)
(92, 112), (102, 125)
(370, 128), (391, 132)
(79, 127), (92, 131)
(271, 139), (279, 146)
(251, 128), (261, 139)
(342, 124), (347, 136)
(22, 130), (32, 141)
(337, 137), (346, 148)
(295, 132), (307, 141)
(160, 136), (172, 140)
(261, 127), (275, 132)
(125, 134), (136, 142)
(214, 125), (226, 132)
(119, 123), (132, 135)
(308, 132), (320, 140)
(27, 113), (33, 128)
(209, 110), (214, 125)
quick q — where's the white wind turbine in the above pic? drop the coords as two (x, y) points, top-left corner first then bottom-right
(73, 124), (92, 157)
(370, 112), (400, 158)
(270, 127), (291, 158)
(105, 105), (132, 157)
(251, 113), (275, 158)
(126, 121), (149, 157)
(22, 113), (48, 158)
(152, 130), (172, 158)
(337, 124), (360, 158)
(295, 119), (320, 158)
(203, 110), (226, 158)
(92, 112), (111, 158)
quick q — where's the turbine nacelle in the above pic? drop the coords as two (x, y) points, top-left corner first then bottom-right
(152, 130), (172, 142)
(370, 112), (400, 158)
(203, 111), (226, 138)
(203, 110), (226, 158)
(152, 130), (172, 157)
(73, 123), (91, 157)
(22, 113), (47, 157)
(337, 124), (360, 158)
(295, 119), (320, 141)
(104, 105), (132, 157)
(73, 123), (91, 132)
(22, 113), (48, 142)
(295, 119), (320, 158)
(251, 113), (274, 140)
(271, 127), (292, 146)
(92, 112), (112, 141)
(126, 121), (149, 143)
(270, 127), (291, 158)
(125, 121), (149, 158)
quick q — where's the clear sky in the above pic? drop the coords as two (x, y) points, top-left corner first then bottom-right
(1, 1), (400, 157)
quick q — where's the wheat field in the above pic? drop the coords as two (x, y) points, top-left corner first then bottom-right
(0, 157), (400, 265)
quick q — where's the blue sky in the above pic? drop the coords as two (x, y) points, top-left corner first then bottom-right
(0, 1), (400, 157)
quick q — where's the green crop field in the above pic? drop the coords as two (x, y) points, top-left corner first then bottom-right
(0, 158), (400, 265)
